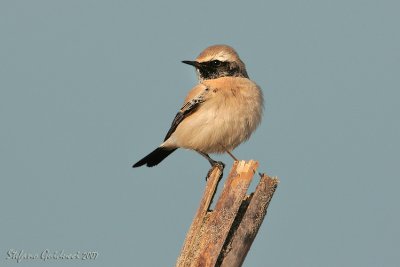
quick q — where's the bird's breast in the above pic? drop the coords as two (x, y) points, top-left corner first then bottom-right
(171, 77), (263, 153)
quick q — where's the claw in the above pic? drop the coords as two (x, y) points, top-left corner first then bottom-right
(213, 161), (225, 170)
(205, 168), (214, 181)
(205, 161), (225, 181)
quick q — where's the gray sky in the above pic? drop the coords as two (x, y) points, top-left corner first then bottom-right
(1, 1), (399, 266)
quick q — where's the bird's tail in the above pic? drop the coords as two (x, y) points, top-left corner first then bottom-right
(132, 147), (177, 168)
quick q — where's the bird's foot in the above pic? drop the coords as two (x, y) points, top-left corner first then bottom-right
(205, 161), (225, 181)
(213, 161), (225, 171)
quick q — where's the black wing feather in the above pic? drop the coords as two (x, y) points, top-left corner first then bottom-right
(163, 90), (208, 141)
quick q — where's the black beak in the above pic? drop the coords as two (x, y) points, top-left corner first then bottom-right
(182, 60), (200, 68)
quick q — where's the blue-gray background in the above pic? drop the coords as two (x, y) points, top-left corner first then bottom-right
(1, 1), (399, 266)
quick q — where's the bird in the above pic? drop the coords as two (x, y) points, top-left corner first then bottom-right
(132, 44), (264, 170)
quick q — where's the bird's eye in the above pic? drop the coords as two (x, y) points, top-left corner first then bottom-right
(211, 60), (222, 66)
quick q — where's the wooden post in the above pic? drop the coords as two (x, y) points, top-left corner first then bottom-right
(176, 160), (279, 267)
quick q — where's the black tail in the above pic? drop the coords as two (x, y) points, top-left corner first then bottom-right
(132, 147), (177, 168)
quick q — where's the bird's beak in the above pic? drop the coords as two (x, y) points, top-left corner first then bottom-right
(182, 60), (200, 68)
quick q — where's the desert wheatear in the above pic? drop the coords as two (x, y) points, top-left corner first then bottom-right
(132, 45), (263, 170)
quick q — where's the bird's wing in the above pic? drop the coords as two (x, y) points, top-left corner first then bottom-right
(164, 86), (209, 141)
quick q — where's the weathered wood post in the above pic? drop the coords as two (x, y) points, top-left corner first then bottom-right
(176, 160), (279, 267)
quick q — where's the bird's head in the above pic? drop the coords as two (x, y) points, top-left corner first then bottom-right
(182, 45), (249, 82)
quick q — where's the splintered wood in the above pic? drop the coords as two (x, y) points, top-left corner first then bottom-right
(176, 160), (279, 267)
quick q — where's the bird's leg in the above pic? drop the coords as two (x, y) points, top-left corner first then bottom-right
(220, 145), (261, 176)
(197, 151), (225, 168)
(219, 144), (239, 161)
(196, 151), (225, 181)
(225, 150), (239, 161)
